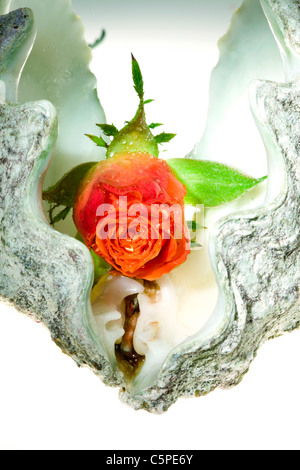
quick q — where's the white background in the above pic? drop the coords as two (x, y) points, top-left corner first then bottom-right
(0, 0), (300, 450)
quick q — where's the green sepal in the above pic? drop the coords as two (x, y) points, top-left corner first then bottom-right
(91, 250), (112, 285)
(96, 123), (119, 137)
(187, 221), (205, 231)
(190, 241), (203, 249)
(50, 206), (71, 225)
(43, 161), (97, 225)
(106, 103), (159, 158)
(106, 56), (160, 158)
(131, 54), (144, 99)
(155, 132), (176, 145)
(76, 233), (111, 285)
(167, 158), (267, 207)
(89, 29), (106, 49)
(85, 134), (108, 148)
(86, 56), (176, 159)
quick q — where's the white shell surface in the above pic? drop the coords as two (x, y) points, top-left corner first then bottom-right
(10, 0), (106, 178)
(191, 0), (283, 176)
(8, 0), (106, 236)
(92, 275), (144, 367)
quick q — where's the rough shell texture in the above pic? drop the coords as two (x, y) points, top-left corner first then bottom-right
(0, 99), (122, 387)
(262, 0), (300, 53)
(0, 6), (35, 103)
(0, 7), (33, 72)
(9, 0), (106, 181)
(120, 78), (300, 412)
(261, 0), (300, 81)
(0, 3), (299, 413)
(8, 0), (106, 237)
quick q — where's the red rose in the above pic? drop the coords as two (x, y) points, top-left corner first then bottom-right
(73, 152), (190, 281)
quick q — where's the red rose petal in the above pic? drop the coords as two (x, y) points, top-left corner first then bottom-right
(73, 152), (191, 280)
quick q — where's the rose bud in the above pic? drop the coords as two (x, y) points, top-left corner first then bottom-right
(73, 151), (190, 281)
(72, 55), (191, 280)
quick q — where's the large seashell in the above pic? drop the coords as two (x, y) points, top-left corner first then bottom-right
(7, 0), (107, 237)
(0, 0), (299, 414)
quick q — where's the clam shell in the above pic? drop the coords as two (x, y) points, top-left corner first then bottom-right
(9, 0), (106, 237)
(0, 1), (299, 413)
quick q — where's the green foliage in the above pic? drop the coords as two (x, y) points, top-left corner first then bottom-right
(105, 56), (160, 158)
(155, 132), (176, 145)
(42, 161), (97, 225)
(75, 233), (111, 285)
(50, 206), (71, 225)
(131, 53), (144, 99)
(167, 158), (267, 207)
(87, 56), (176, 158)
(96, 123), (119, 137)
(85, 134), (108, 148)
(89, 29), (106, 49)
(186, 221), (205, 231)
(91, 250), (112, 285)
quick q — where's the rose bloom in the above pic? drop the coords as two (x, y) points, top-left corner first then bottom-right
(73, 152), (190, 281)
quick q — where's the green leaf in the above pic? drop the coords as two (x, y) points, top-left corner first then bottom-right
(155, 132), (176, 144)
(190, 241), (203, 249)
(43, 162), (98, 226)
(95, 56), (175, 160)
(85, 134), (108, 148)
(89, 29), (106, 49)
(96, 123), (119, 137)
(91, 250), (111, 285)
(75, 233), (111, 285)
(131, 53), (144, 99)
(106, 112), (159, 158)
(167, 159), (267, 207)
(187, 221), (205, 231)
(106, 56), (159, 159)
(51, 206), (71, 225)
(144, 99), (154, 104)
(43, 161), (97, 208)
